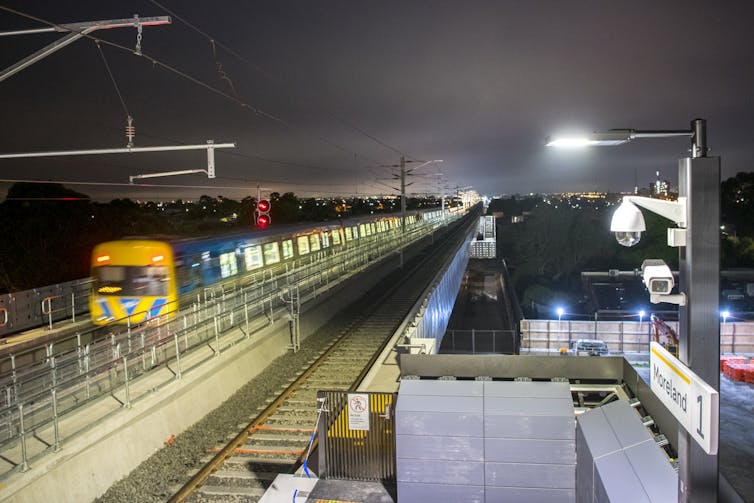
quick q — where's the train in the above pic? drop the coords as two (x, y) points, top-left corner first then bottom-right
(89, 206), (462, 325)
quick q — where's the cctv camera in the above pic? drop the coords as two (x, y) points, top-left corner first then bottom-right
(610, 200), (646, 247)
(641, 259), (674, 295)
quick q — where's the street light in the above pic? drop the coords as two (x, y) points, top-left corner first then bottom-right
(548, 118), (720, 502)
(721, 310), (730, 324)
(556, 306), (565, 321)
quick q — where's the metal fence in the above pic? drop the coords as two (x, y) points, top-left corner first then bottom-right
(0, 278), (92, 337)
(0, 212), (461, 475)
(317, 390), (397, 482)
(440, 329), (517, 354)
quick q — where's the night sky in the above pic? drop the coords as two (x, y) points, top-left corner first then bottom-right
(1, 1), (753, 201)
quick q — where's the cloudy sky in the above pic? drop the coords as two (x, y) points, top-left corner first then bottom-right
(1, 1), (752, 201)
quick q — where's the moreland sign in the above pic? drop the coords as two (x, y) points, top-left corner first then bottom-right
(650, 342), (719, 455)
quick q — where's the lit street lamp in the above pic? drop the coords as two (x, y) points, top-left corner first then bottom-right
(548, 118), (720, 502)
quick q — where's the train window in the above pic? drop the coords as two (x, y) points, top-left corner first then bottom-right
(352, 226), (359, 239)
(282, 239), (294, 259)
(332, 229), (341, 245)
(345, 227), (353, 241)
(370, 222), (376, 234)
(359, 223), (368, 237)
(263, 242), (281, 264)
(220, 252), (238, 278)
(321, 231), (330, 248)
(94, 265), (169, 296)
(309, 234), (321, 252)
(297, 235), (310, 254)
(243, 245), (263, 270)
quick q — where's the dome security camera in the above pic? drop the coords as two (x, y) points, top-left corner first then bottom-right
(610, 200), (646, 247)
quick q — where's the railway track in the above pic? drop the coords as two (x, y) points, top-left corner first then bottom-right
(169, 214), (474, 502)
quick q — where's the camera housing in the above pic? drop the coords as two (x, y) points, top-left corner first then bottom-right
(610, 200), (645, 247)
(641, 259), (674, 295)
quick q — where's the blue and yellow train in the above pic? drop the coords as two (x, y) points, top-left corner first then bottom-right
(89, 207), (456, 325)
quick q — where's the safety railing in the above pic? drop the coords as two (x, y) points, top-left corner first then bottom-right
(0, 210), (466, 474)
(440, 329), (518, 354)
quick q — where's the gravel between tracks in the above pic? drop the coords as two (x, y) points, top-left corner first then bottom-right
(96, 325), (339, 503)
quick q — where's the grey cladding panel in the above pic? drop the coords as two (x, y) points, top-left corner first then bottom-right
(396, 395), (482, 413)
(593, 453), (651, 503)
(576, 423), (596, 503)
(486, 462), (575, 489)
(485, 437), (575, 464)
(576, 407), (622, 459)
(486, 486), (575, 503)
(398, 482), (484, 503)
(485, 414), (575, 440)
(397, 458), (484, 485)
(484, 397), (574, 416)
(399, 379), (483, 397)
(396, 434), (483, 462)
(396, 411), (483, 437)
(623, 441), (678, 502)
(601, 400), (654, 448)
(484, 380), (572, 399)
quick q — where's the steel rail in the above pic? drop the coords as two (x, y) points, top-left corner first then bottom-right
(168, 211), (476, 501)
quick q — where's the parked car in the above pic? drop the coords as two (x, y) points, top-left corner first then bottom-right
(573, 339), (609, 356)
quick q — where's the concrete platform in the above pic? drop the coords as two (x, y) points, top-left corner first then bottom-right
(259, 474), (396, 503)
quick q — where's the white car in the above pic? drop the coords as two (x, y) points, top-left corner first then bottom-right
(573, 339), (609, 356)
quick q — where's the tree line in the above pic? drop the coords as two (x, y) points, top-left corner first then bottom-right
(0, 183), (440, 292)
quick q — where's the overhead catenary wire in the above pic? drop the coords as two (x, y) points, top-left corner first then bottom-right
(94, 41), (136, 147)
(0, 4), (368, 162)
(145, 0), (410, 162)
(0, 4), (440, 199)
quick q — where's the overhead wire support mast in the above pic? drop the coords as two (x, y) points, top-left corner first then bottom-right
(0, 141), (236, 182)
(0, 16), (171, 83)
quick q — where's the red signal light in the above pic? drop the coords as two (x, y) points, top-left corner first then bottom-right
(257, 214), (270, 229)
(255, 199), (271, 228)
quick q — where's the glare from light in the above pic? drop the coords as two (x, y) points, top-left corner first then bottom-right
(546, 138), (592, 147)
(546, 131), (633, 148)
(639, 310), (646, 318)
(721, 310), (730, 322)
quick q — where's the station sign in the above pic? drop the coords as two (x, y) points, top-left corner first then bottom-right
(649, 342), (718, 455)
(347, 393), (370, 431)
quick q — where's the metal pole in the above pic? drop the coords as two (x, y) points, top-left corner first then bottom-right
(676, 144), (720, 502)
(0, 142), (236, 159)
(173, 332), (182, 379)
(400, 156), (406, 235)
(51, 389), (60, 451)
(18, 404), (29, 471)
(0, 16), (171, 83)
(123, 356), (131, 408)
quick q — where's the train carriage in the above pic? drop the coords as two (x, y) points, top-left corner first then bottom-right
(89, 207), (447, 325)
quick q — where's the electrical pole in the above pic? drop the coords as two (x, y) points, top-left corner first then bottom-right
(400, 155), (406, 235)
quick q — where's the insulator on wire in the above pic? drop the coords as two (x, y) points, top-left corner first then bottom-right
(125, 116), (135, 148)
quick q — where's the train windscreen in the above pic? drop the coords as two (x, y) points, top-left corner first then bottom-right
(94, 265), (169, 296)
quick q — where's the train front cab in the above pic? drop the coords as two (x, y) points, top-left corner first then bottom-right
(90, 240), (177, 325)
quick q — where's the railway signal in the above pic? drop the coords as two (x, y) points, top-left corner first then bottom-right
(256, 199), (271, 229)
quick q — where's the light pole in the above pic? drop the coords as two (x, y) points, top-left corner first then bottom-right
(548, 118), (720, 502)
